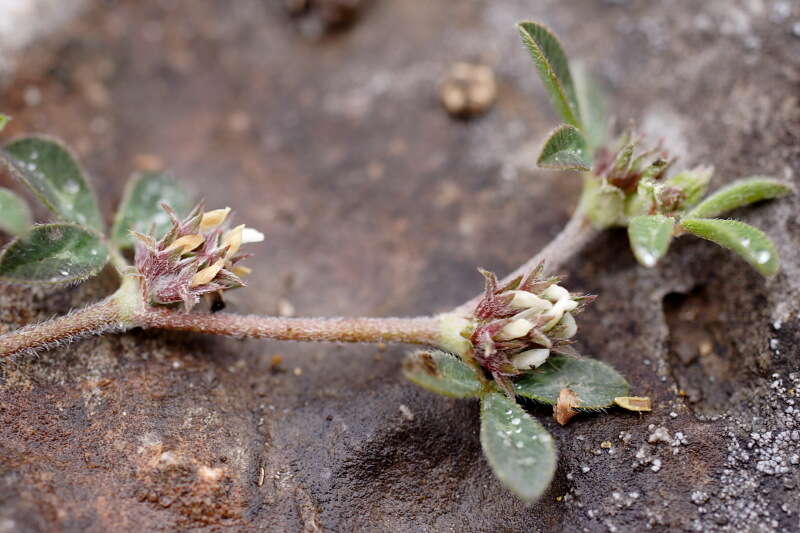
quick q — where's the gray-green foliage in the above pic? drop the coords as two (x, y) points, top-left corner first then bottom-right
(0, 188), (32, 237)
(517, 20), (792, 276)
(680, 218), (779, 277)
(514, 355), (629, 409)
(3, 137), (104, 231)
(0, 132), (190, 285)
(403, 349), (483, 398)
(685, 177), (792, 219)
(627, 215), (674, 268)
(403, 348), (631, 502)
(518, 21), (580, 128)
(537, 124), (591, 171)
(0, 224), (108, 283)
(480, 392), (557, 502)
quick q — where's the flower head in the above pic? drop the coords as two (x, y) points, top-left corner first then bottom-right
(469, 264), (593, 396)
(133, 203), (264, 310)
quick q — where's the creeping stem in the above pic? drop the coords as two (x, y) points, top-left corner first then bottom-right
(0, 297), (124, 359)
(137, 308), (441, 346)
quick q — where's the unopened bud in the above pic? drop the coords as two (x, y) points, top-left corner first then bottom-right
(223, 224), (245, 258)
(496, 318), (534, 341)
(200, 207), (231, 230)
(191, 259), (225, 287)
(164, 234), (204, 254)
(542, 298), (579, 331)
(549, 312), (577, 339)
(511, 348), (550, 370)
(508, 290), (553, 312)
(542, 284), (570, 303)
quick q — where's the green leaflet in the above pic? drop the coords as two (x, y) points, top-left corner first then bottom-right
(517, 21), (581, 128)
(0, 114), (9, 132)
(0, 223), (109, 284)
(680, 218), (779, 277)
(627, 215), (674, 268)
(685, 177), (792, 219)
(402, 349), (483, 398)
(2, 137), (104, 231)
(537, 124), (591, 171)
(0, 187), (32, 236)
(514, 355), (629, 409)
(572, 62), (608, 153)
(480, 392), (557, 503)
(111, 171), (192, 248)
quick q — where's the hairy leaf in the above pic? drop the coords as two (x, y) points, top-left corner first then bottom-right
(514, 355), (629, 409)
(685, 177), (792, 219)
(0, 224), (108, 284)
(480, 392), (557, 503)
(403, 349), (483, 398)
(572, 62), (607, 152)
(537, 124), (591, 171)
(2, 137), (104, 231)
(112, 171), (192, 248)
(627, 215), (674, 268)
(0, 187), (32, 236)
(517, 21), (580, 128)
(680, 218), (779, 277)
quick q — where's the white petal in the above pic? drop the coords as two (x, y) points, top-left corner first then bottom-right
(542, 284), (570, 302)
(496, 318), (534, 341)
(511, 348), (550, 370)
(508, 290), (553, 312)
(553, 312), (577, 339)
(241, 227), (265, 244)
(541, 299), (578, 331)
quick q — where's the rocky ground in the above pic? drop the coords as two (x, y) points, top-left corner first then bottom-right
(0, 1), (799, 531)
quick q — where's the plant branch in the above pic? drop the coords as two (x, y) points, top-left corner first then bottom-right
(137, 308), (441, 346)
(0, 296), (125, 359)
(453, 212), (597, 316)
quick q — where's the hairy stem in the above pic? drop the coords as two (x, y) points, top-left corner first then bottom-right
(453, 213), (597, 315)
(137, 308), (441, 346)
(0, 297), (125, 359)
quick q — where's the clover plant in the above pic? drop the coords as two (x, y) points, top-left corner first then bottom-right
(0, 21), (791, 503)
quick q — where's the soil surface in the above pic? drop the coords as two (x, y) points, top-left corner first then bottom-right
(1, 1), (800, 531)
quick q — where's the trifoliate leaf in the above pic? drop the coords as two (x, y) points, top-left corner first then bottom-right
(514, 355), (629, 409)
(480, 392), (557, 503)
(627, 215), (674, 268)
(402, 349), (483, 398)
(517, 21), (581, 128)
(2, 137), (104, 231)
(0, 223), (109, 284)
(680, 218), (779, 277)
(685, 177), (792, 219)
(111, 171), (192, 248)
(0, 187), (32, 236)
(572, 62), (607, 153)
(537, 124), (591, 171)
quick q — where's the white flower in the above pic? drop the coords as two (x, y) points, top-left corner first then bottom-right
(241, 227), (265, 244)
(507, 290), (553, 312)
(511, 348), (550, 370)
(550, 312), (577, 339)
(495, 318), (535, 341)
(542, 284), (571, 302)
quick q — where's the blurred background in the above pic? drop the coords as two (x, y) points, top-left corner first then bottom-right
(1, 1), (799, 531)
